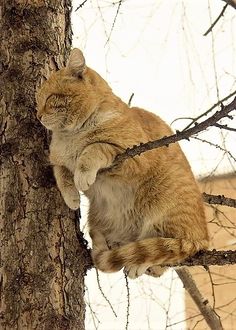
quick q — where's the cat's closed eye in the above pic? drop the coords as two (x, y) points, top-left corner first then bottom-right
(46, 94), (67, 110)
(46, 94), (65, 108)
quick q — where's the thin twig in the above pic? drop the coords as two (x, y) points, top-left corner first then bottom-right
(95, 269), (117, 318)
(183, 90), (236, 131)
(105, 0), (123, 45)
(214, 123), (236, 132)
(205, 266), (217, 309)
(176, 268), (223, 330)
(204, 4), (228, 36)
(124, 273), (130, 330)
(75, 0), (88, 11)
(128, 93), (134, 107)
(193, 136), (236, 163)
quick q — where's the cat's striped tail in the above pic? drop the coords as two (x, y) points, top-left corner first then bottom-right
(93, 237), (208, 277)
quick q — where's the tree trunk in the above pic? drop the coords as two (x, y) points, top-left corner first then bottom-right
(0, 1), (90, 329)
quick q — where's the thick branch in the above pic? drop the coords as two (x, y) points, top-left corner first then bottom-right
(169, 250), (236, 267)
(203, 193), (236, 208)
(104, 96), (236, 170)
(176, 268), (223, 330)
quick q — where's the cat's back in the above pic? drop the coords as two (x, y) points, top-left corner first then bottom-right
(129, 107), (173, 141)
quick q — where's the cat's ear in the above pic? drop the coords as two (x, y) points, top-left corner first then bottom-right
(67, 48), (86, 77)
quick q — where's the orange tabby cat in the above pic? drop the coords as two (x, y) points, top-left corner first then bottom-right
(36, 48), (208, 279)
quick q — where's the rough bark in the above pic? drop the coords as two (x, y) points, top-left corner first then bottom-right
(0, 1), (91, 329)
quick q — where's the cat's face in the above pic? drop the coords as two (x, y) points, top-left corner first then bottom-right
(36, 49), (110, 132)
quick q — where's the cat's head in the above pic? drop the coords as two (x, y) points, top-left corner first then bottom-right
(36, 48), (111, 132)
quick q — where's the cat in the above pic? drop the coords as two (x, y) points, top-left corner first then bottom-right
(36, 48), (209, 279)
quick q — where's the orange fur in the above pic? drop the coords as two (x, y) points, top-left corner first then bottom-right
(36, 49), (209, 279)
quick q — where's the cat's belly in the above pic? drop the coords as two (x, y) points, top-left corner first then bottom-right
(88, 177), (141, 245)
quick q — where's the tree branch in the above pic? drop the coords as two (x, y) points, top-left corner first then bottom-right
(169, 250), (236, 267)
(75, 0), (88, 11)
(214, 123), (236, 132)
(176, 268), (223, 330)
(105, 0), (123, 45)
(183, 90), (236, 130)
(203, 193), (236, 208)
(204, 4), (228, 36)
(103, 96), (236, 171)
(221, 0), (236, 10)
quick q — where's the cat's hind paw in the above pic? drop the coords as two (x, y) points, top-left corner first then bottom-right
(124, 263), (151, 279)
(145, 265), (168, 277)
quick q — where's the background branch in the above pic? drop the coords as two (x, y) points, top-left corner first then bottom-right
(176, 268), (223, 330)
(105, 0), (123, 45)
(183, 90), (236, 130)
(75, 0), (88, 11)
(204, 4), (228, 36)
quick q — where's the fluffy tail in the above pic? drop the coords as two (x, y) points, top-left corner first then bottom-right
(93, 237), (208, 273)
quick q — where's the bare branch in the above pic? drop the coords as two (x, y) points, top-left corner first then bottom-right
(176, 268), (223, 330)
(193, 136), (236, 163)
(75, 0), (88, 11)
(214, 123), (236, 132)
(128, 93), (134, 107)
(105, 0), (123, 45)
(203, 193), (236, 208)
(102, 96), (236, 171)
(221, 0), (236, 10)
(124, 273), (130, 330)
(170, 250), (236, 267)
(183, 90), (236, 130)
(204, 4), (228, 36)
(95, 269), (117, 317)
(171, 91), (236, 128)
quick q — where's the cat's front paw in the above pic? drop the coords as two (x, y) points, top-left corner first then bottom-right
(74, 167), (97, 191)
(61, 188), (80, 210)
